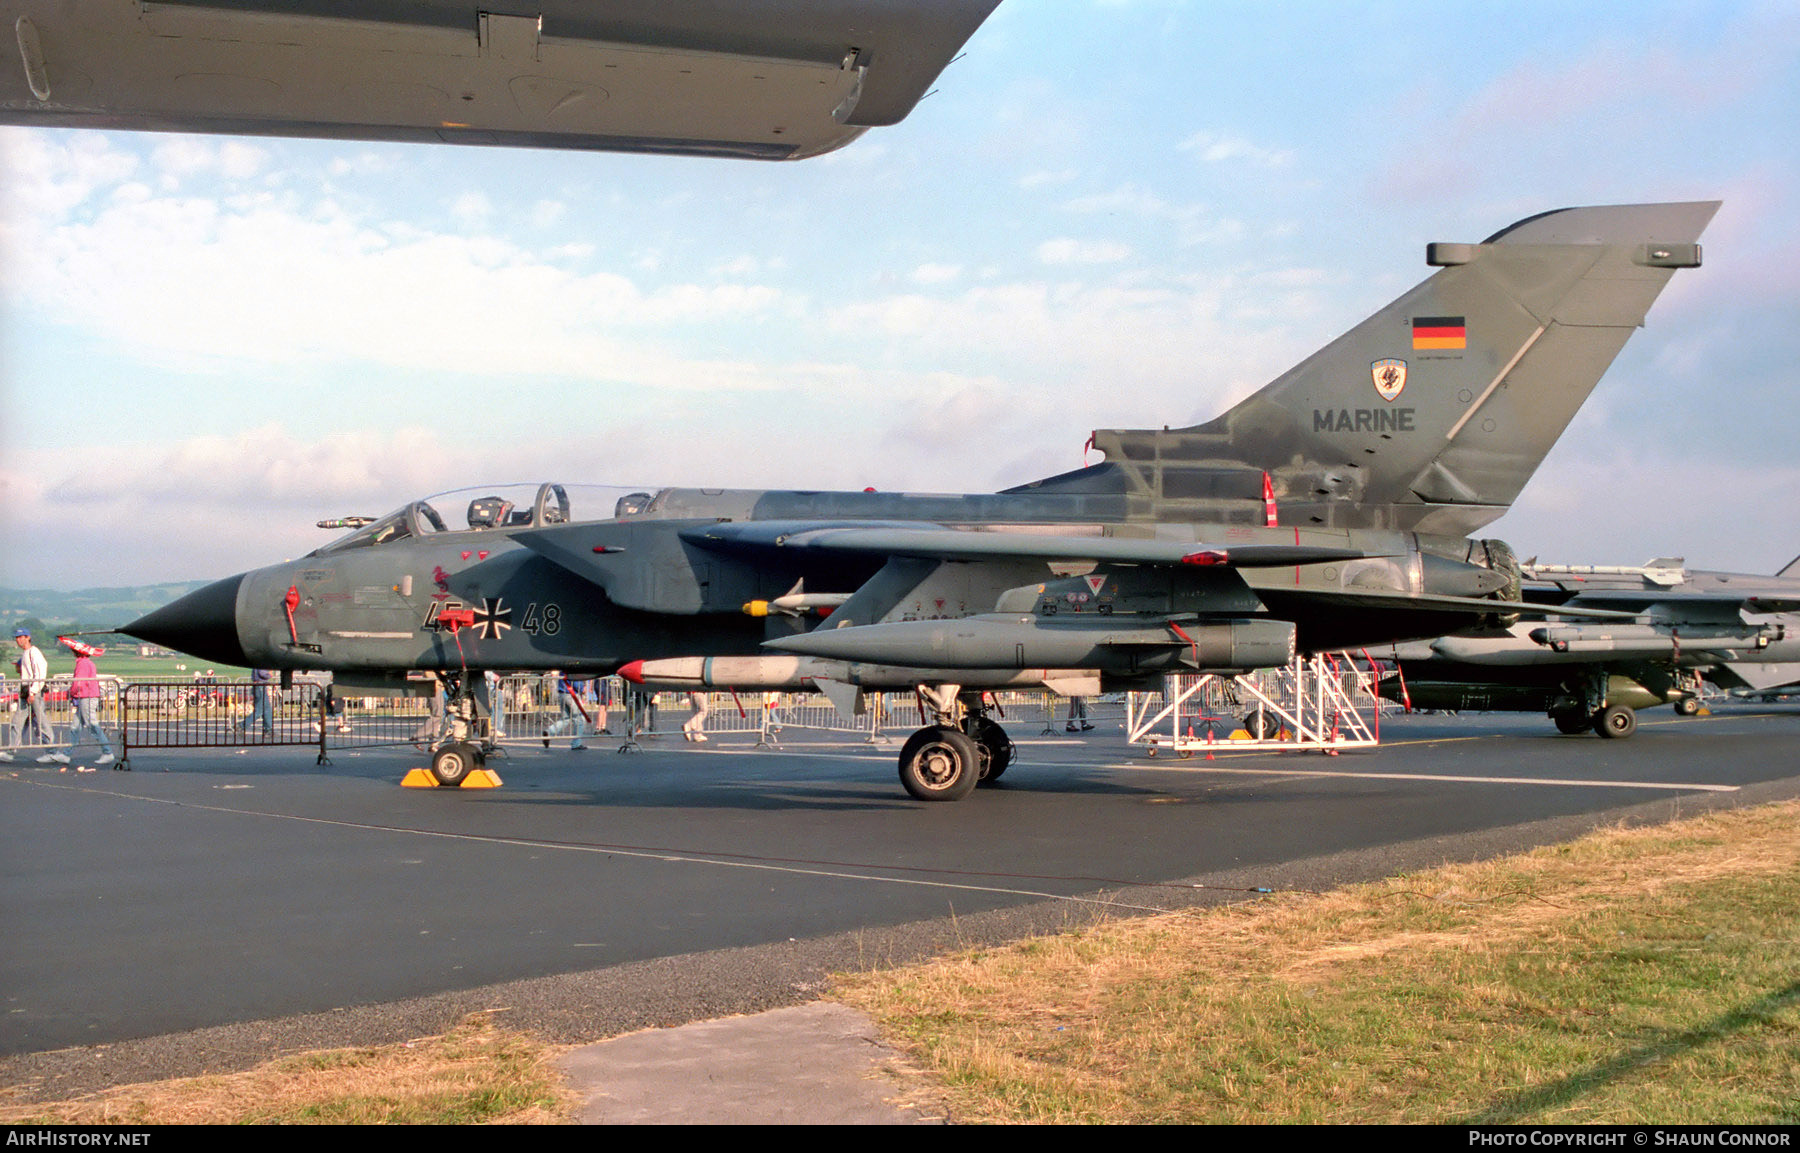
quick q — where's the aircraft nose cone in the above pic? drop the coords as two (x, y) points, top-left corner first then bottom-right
(123, 574), (249, 666)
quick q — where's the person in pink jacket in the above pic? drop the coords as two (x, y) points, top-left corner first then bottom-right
(58, 638), (114, 768)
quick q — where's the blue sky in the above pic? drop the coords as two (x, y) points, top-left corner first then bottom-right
(3, 0), (1798, 587)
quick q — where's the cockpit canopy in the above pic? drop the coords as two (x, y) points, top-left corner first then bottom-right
(314, 483), (661, 553)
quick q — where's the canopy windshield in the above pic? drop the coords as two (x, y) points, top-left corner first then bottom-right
(314, 483), (660, 553)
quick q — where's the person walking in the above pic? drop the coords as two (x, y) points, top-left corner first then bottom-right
(543, 672), (589, 750)
(248, 667), (275, 736)
(2, 628), (55, 763)
(58, 638), (114, 767)
(591, 677), (611, 735)
(1065, 695), (1094, 733)
(682, 690), (711, 742)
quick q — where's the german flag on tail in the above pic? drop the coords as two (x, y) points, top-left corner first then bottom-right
(1412, 316), (1466, 350)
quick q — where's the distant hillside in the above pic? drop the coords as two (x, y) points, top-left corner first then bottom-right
(0, 581), (211, 634)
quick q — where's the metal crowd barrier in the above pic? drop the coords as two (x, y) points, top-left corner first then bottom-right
(6, 672), (1169, 771)
(118, 680), (327, 769)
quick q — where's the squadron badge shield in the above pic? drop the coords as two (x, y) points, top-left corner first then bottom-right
(1371, 358), (1407, 403)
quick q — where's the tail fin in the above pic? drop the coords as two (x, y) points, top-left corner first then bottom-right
(1779, 555), (1800, 579)
(1017, 202), (1719, 536)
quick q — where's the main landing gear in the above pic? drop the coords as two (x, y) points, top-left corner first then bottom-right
(1548, 671), (1644, 740)
(896, 686), (1016, 802)
(1592, 703), (1638, 739)
(1549, 699), (1638, 739)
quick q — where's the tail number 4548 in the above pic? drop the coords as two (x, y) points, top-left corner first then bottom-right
(423, 599), (560, 636)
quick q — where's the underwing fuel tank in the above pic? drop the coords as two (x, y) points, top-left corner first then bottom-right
(764, 614), (1298, 674)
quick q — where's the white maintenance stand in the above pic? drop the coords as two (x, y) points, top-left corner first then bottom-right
(1125, 652), (1384, 757)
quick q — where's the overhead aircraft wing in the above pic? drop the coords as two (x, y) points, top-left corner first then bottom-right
(679, 520), (1381, 568)
(684, 520), (1632, 637)
(1, 0), (1001, 159)
(507, 516), (1381, 616)
(510, 515), (1628, 641)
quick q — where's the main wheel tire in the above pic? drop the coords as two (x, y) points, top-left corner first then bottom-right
(898, 726), (981, 802)
(1552, 709), (1591, 735)
(1243, 709), (1278, 739)
(430, 741), (484, 786)
(1673, 696), (1701, 717)
(967, 716), (1015, 786)
(1593, 704), (1638, 740)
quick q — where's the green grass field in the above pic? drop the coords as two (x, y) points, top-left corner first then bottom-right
(18, 649), (250, 683)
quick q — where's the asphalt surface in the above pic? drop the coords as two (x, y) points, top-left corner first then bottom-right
(3, 703), (1798, 1113)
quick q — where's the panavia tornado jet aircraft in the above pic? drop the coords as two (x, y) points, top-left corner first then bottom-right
(125, 200), (1718, 799)
(1372, 555), (1800, 738)
(0, 0), (1000, 159)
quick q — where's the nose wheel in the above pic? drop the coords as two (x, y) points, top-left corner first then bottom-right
(430, 741), (485, 786)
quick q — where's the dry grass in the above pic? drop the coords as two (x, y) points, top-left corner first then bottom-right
(835, 801), (1800, 1124)
(0, 1013), (579, 1125)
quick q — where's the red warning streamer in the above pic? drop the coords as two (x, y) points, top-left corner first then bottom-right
(283, 585), (300, 645)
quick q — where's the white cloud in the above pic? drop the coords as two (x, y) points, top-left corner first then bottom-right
(325, 151), (397, 178)
(1058, 185), (1247, 247)
(1036, 237), (1133, 264)
(1488, 448), (1800, 576)
(42, 425), (443, 509)
(1, 425), (447, 585)
(449, 190), (493, 226)
(713, 253), (786, 278)
(0, 400), (1059, 584)
(823, 268), (1328, 438)
(1177, 132), (1294, 168)
(5, 145), (796, 390)
(148, 137), (269, 189)
(911, 263), (963, 285)
(1019, 168), (1079, 189)
(1062, 185), (1173, 217)
(0, 129), (138, 236)
(545, 241), (595, 263)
